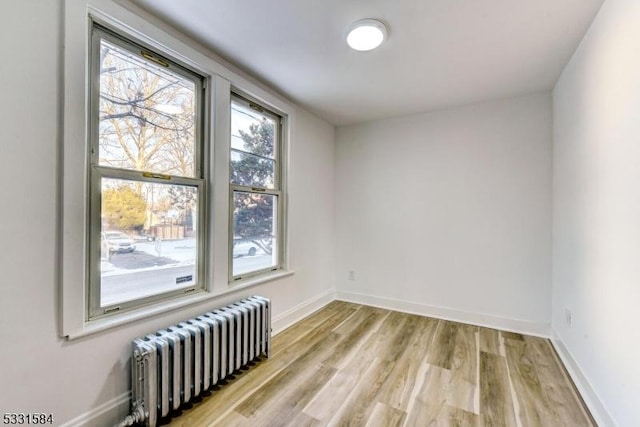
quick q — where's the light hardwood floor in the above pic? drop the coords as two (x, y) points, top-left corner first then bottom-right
(167, 301), (595, 426)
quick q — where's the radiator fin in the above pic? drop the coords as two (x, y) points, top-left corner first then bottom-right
(131, 296), (271, 426)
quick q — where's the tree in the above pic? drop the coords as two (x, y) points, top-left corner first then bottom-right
(98, 40), (199, 232)
(231, 118), (276, 254)
(231, 118), (274, 187)
(167, 186), (197, 229)
(102, 186), (147, 231)
(98, 41), (196, 177)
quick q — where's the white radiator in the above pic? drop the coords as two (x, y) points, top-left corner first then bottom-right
(126, 296), (271, 427)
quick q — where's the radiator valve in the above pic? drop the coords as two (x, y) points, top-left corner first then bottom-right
(115, 404), (145, 427)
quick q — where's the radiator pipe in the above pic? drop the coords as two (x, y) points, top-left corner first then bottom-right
(115, 404), (145, 427)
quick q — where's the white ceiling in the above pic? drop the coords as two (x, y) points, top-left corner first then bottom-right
(130, 0), (603, 126)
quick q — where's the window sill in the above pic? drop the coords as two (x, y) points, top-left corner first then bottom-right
(227, 269), (295, 290)
(65, 269), (294, 340)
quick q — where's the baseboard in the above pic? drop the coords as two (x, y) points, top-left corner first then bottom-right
(272, 288), (337, 335)
(551, 330), (616, 427)
(59, 392), (130, 427)
(335, 291), (551, 337)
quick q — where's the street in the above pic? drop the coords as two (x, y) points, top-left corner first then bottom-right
(100, 237), (275, 305)
(102, 264), (196, 306)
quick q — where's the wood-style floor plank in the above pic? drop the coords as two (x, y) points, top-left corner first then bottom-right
(210, 410), (249, 427)
(302, 332), (381, 421)
(365, 402), (406, 427)
(378, 315), (438, 411)
(504, 338), (558, 426)
(448, 407), (482, 427)
(427, 321), (458, 370)
(167, 302), (594, 427)
(271, 301), (358, 357)
(480, 351), (517, 426)
(449, 323), (479, 413)
(326, 357), (396, 426)
(405, 364), (452, 425)
(479, 327), (502, 356)
(236, 364), (336, 425)
(523, 335), (595, 426)
(322, 305), (389, 369)
(501, 331), (526, 341)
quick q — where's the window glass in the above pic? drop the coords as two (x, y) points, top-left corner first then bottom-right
(230, 151), (275, 188)
(230, 100), (276, 158)
(98, 39), (197, 177)
(230, 99), (277, 189)
(232, 192), (278, 276)
(100, 178), (198, 306)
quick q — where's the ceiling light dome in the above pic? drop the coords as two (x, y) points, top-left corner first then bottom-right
(347, 19), (387, 51)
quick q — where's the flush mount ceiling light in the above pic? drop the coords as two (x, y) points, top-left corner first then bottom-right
(346, 19), (387, 51)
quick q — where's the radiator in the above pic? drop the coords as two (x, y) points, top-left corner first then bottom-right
(128, 296), (271, 427)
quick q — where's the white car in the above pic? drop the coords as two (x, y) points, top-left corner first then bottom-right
(101, 231), (136, 256)
(232, 240), (264, 258)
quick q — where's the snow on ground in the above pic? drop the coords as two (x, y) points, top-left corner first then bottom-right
(101, 238), (196, 277)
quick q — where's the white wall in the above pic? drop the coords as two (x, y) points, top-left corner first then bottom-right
(0, 1), (335, 425)
(552, 0), (640, 425)
(336, 94), (552, 333)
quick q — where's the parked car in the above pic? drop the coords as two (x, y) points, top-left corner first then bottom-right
(101, 231), (136, 256)
(137, 232), (156, 242)
(232, 239), (263, 258)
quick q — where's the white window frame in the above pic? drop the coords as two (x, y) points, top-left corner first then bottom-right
(229, 93), (285, 282)
(87, 22), (208, 320)
(62, 0), (293, 339)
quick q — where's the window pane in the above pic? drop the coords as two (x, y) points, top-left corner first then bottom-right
(100, 178), (198, 306)
(231, 99), (276, 159)
(230, 150), (275, 189)
(98, 39), (197, 177)
(232, 192), (278, 276)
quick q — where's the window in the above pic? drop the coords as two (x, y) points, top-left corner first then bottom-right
(230, 94), (283, 280)
(88, 23), (207, 319)
(62, 5), (294, 337)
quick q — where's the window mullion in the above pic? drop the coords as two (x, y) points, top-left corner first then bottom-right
(230, 184), (280, 196)
(95, 165), (204, 187)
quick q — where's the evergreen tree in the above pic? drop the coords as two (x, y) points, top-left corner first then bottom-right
(232, 118), (276, 254)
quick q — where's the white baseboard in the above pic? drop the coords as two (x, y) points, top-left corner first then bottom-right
(272, 288), (337, 335)
(59, 392), (130, 427)
(551, 330), (616, 427)
(335, 291), (551, 337)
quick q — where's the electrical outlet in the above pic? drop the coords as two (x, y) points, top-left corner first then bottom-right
(565, 308), (572, 327)
(348, 270), (356, 281)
